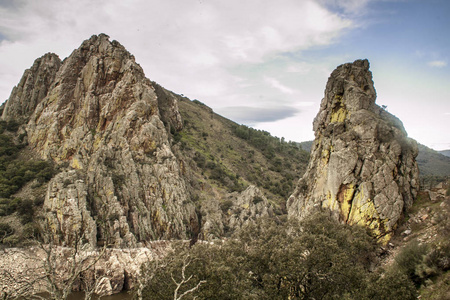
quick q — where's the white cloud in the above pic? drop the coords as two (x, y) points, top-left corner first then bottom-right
(0, 0), (353, 104)
(264, 76), (296, 95)
(428, 60), (447, 68)
(217, 106), (300, 124)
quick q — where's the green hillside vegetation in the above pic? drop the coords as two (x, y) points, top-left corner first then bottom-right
(395, 186), (450, 299)
(0, 120), (54, 245)
(417, 144), (450, 177)
(174, 96), (309, 209)
(298, 140), (313, 153)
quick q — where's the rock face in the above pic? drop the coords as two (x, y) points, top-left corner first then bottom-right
(287, 59), (419, 243)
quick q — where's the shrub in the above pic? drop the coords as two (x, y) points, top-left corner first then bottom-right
(362, 268), (418, 300)
(252, 196), (264, 205)
(219, 200), (233, 212)
(0, 223), (14, 243)
(17, 199), (34, 224)
(394, 239), (429, 286)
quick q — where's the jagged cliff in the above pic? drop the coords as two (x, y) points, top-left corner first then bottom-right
(1, 34), (304, 247)
(287, 59), (419, 243)
(1, 53), (61, 123)
(11, 34), (199, 246)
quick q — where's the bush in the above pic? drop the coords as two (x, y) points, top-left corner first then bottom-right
(362, 268), (418, 300)
(252, 196), (264, 205)
(416, 240), (450, 282)
(0, 223), (14, 243)
(22, 222), (41, 240)
(394, 240), (429, 286)
(219, 200), (233, 212)
(17, 199), (34, 224)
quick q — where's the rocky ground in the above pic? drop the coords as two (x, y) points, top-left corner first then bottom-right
(383, 181), (448, 260)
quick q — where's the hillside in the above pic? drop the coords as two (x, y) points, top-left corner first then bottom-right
(417, 143), (450, 178)
(174, 94), (309, 203)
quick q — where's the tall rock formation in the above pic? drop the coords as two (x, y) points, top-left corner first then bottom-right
(287, 59), (419, 243)
(3, 34), (199, 247)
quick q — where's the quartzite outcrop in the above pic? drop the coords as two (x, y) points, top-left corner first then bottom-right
(287, 59), (419, 243)
(2, 34), (199, 247)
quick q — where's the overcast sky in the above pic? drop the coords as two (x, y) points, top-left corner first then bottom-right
(0, 0), (449, 150)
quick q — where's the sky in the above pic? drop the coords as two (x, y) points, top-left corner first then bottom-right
(0, 0), (449, 150)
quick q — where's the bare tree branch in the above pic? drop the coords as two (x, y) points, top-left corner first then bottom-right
(171, 255), (206, 300)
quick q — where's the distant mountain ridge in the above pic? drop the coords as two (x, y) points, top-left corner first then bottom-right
(439, 149), (450, 157)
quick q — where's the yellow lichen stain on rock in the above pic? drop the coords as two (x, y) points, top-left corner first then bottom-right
(324, 190), (338, 211)
(330, 107), (348, 123)
(330, 94), (348, 123)
(241, 203), (249, 209)
(346, 186), (391, 245)
(321, 148), (330, 165)
(378, 232), (392, 245)
(71, 157), (83, 169)
(337, 183), (355, 222)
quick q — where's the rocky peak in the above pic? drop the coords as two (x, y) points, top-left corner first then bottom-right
(287, 59), (419, 243)
(15, 34), (195, 246)
(1, 52), (61, 122)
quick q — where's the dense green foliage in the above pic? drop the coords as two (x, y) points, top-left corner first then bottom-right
(0, 121), (54, 234)
(0, 122), (54, 199)
(391, 238), (450, 298)
(138, 213), (418, 299)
